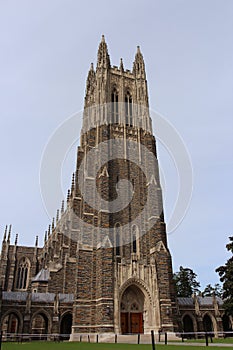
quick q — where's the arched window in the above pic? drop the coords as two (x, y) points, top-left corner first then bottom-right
(132, 225), (139, 254)
(111, 88), (119, 123)
(125, 91), (132, 126)
(115, 223), (121, 256)
(16, 257), (30, 290)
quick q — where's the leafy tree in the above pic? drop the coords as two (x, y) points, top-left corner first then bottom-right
(173, 266), (201, 297)
(216, 236), (233, 315)
(202, 283), (223, 297)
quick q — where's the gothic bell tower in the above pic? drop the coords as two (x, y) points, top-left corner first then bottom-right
(70, 36), (178, 337)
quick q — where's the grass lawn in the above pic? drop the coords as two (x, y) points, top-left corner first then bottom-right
(1, 342), (233, 350)
(173, 337), (233, 344)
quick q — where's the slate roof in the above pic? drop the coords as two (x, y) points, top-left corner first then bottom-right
(197, 296), (212, 305)
(177, 297), (194, 305)
(178, 296), (224, 306)
(2, 291), (27, 301)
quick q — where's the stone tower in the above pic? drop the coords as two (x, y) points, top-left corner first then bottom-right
(70, 35), (178, 337)
(0, 37), (228, 339)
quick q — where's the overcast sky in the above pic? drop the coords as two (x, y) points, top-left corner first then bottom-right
(0, 0), (233, 289)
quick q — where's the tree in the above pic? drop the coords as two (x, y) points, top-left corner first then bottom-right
(202, 283), (223, 297)
(173, 266), (201, 297)
(216, 236), (233, 315)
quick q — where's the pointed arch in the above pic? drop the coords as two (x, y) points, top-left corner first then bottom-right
(119, 278), (153, 334)
(222, 314), (232, 332)
(182, 313), (197, 338)
(115, 223), (122, 256)
(1, 309), (23, 335)
(120, 285), (144, 333)
(111, 86), (119, 123)
(16, 257), (31, 290)
(125, 90), (133, 126)
(131, 225), (139, 254)
(31, 309), (52, 336)
(119, 277), (152, 305)
(203, 312), (217, 335)
(60, 312), (73, 340)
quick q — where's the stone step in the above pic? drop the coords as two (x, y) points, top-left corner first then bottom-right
(71, 332), (180, 344)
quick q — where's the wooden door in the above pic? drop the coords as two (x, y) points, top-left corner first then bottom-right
(130, 313), (143, 333)
(121, 313), (128, 334)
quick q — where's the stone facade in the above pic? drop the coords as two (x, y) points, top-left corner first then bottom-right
(0, 37), (231, 339)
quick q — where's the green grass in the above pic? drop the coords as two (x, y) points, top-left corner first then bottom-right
(1, 342), (233, 350)
(169, 337), (233, 344)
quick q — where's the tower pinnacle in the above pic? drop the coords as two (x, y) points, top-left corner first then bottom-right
(133, 45), (146, 78)
(120, 58), (124, 71)
(97, 35), (111, 70)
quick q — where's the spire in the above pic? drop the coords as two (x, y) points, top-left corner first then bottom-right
(120, 58), (124, 72)
(3, 225), (7, 242)
(44, 230), (47, 243)
(7, 225), (11, 244)
(14, 233), (18, 246)
(35, 235), (38, 247)
(97, 35), (111, 70)
(85, 62), (96, 103)
(133, 45), (146, 78)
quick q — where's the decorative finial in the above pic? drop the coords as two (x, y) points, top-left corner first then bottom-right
(101, 34), (105, 42)
(67, 189), (70, 202)
(90, 62), (94, 71)
(52, 217), (55, 230)
(3, 225), (8, 242)
(120, 58), (124, 71)
(137, 45), (141, 52)
(35, 235), (38, 247)
(7, 225), (12, 243)
(14, 233), (18, 245)
(56, 209), (59, 223)
(48, 225), (51, 237)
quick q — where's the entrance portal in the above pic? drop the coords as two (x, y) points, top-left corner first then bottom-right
(120, 285), (144, 334)
(60, 313), (72, 340)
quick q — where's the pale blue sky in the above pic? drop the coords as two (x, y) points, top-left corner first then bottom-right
(0, 0), (233, 288)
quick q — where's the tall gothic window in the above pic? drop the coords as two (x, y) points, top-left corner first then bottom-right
(115, 223), (121, 256)
(132, 225), (139, 254)
(111, 88), (119, 123)
(125, 91), (133, 126)
(16, 257), (30, 290)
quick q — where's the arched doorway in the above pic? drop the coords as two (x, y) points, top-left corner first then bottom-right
(203, 314), (213, 332)
(60, 313), (72, 340)
(222, 314), (232, 336)
(31, 313), (48, 340)
(2, 313), (20, 336)
(120, 285), (144, 334)
(183, 314), (194, 338)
